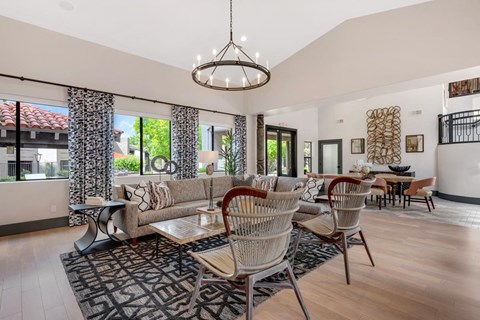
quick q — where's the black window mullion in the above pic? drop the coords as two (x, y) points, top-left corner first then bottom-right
(15, 101), (21, 181)
(139, 117), (144, 175)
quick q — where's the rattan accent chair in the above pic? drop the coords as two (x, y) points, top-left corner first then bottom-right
(188, 186), (310, 320)
(293, 177), (375, 284)
(403, 177), (436, 212)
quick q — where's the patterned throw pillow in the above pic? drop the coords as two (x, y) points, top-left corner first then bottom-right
(124, 181), (151, 212)
(149, 181), (175, 210)
(301, 178), (324, 203)
(232, 175), (254, 187)
(252, 175), (278, 192)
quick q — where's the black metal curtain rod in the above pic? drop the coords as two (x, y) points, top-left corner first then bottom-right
(0, 73), (241, 117)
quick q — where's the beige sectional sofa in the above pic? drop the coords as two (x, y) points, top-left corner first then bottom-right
(113, 175), (329, 244)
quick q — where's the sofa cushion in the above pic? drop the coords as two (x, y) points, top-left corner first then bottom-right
(298, 201), (330, 215)
(165, 179), (207, 204)
(275, 177), (308, 192)
(138, 207), (191, 226)
(124, 181), (151, 212)
(202, 176), (234, 199)
(175, 199), (211, 215)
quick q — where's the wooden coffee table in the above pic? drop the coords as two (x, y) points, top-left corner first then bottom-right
(148, 213), (226, 274)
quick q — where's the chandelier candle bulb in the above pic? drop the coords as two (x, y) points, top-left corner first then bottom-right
(257, 73), (260, 84)
(255, 52), (259, 64)
(226, 78), (229, 88)
(209, 75), (213, 85)
(242, 77), (246, 87)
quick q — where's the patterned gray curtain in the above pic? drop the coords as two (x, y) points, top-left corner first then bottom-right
(171, 106), (199, 180)
(234, 115), (247, 175)
(68, 88), (115, 226)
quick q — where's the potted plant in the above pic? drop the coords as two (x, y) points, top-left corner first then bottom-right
(218, 130), (239, 175)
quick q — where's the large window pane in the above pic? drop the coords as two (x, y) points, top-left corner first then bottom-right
(0, 100), (17, 181)
(19, 102), (69, 180)
(142, 118), (170, 174)
(113, 114), (140, 176)
(213, 126), (230, 172)
(198, 124), (213, 173)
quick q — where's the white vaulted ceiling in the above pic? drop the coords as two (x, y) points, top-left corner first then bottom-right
(0, 0), (430, 71)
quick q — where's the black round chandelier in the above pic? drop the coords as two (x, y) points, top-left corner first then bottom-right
(192, 0), (271, 91)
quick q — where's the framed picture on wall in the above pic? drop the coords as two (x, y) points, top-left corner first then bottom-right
(351, 138), (365, 154)
(406, 134), (424, 153)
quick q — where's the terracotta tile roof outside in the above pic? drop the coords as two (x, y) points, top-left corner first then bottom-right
(0, 101), (123, 134)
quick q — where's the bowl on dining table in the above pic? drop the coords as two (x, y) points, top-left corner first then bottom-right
(388, 165), (411, 172)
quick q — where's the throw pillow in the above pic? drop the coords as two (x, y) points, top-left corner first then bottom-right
(149, 181), (175, 210)
(252, 175), (278, 192)
(291, 181), (305, 191)
(301, 178), (324, 203)
(232, 175), (254, 187)
(124, 181), (151, 212)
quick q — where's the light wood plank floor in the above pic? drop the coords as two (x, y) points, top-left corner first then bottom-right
(1, 211), (480, 320)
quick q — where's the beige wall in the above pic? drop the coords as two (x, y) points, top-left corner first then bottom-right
(245, 0), (480, 114)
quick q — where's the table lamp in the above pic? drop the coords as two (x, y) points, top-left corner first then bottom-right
(198, 151), (219, 211)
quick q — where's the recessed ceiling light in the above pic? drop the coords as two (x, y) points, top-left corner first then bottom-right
(58, 1), (74, 11)
(240, 35), (247, 42)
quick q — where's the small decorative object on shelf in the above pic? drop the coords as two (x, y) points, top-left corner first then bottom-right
(352, 159), (372, 174)
(85, 196), (106, 206)
(388, 165), (411, 172)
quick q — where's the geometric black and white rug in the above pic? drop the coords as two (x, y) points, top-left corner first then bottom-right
(61, 230), (339, 320)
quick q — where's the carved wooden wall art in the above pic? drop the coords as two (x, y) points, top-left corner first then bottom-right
(366, 106), (401, 165)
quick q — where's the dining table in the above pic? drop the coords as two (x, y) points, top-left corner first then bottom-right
(377, 175), (416, 206)
(307, 172), (416, 207)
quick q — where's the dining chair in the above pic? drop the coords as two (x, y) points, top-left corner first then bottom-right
(188, 186), (310, 320)
(369, 177), (388, 209)
(374, 173), (396, 203)
(293, 177), (375, 284)
(403, 177), (436, 212)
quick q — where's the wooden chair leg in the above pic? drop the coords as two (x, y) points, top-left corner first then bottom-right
(246, 276), (255, 320)
(430, 196), (435, 209)
(359, 230), (375, 267)
(291, 228), (304, 266)
(408, 196), (411, 206)
(425, 196), (431, 212)
(378, 195), (382, 210)
(285, 262), (311, 320)
(132, 237), (137, 246)
(383, 194), (387, 207)
(403, 195), (406, 209)
(341, 233), (351, 285)
(188, 265), (205, 313)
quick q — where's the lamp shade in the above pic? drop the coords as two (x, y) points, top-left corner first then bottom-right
(198, 151), (219, 164)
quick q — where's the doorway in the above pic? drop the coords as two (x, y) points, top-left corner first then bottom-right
(266, 126), (297, 177)
(318, 139), (342, 174)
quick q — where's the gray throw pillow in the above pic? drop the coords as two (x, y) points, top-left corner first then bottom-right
(233, 175), (254, 187)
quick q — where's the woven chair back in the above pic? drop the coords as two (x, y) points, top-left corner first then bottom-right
(328, 177), (374, 230)
(222, 186), (302, 273)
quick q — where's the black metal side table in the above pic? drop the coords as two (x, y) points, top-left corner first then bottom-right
(68, 201), (125, 253)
